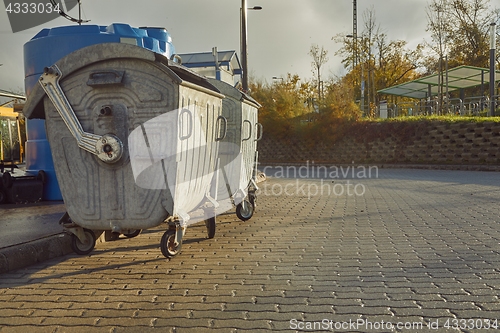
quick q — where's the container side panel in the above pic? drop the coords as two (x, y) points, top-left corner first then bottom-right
(44, 58), (179, 230)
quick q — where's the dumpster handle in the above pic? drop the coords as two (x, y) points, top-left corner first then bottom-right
(179, 109), (193, 140)
(216, 116), (227, 141)
(87, 70), (125, 87)
(39, 65), (124, 164)
(242, 120), (252, 141)
(255, 122), (263, 141)
(170, 54), (183, 65)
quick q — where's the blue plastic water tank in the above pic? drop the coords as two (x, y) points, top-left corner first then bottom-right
(24, 23), (176, 200)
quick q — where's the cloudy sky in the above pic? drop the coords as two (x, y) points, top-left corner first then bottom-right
(0, 0), (433, 94)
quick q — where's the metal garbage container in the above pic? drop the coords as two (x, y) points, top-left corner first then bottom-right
(23, 42), (226, 258)
(206, 78), (262, 221)
(23, 23), (176, 200)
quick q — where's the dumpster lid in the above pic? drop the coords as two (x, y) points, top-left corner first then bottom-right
(23, 43), (223, 119)
(161, 58), (223, 98)
(206, 78), (260, 108)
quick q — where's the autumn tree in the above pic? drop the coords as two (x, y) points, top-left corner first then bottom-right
(426, 0), (452, 67)
(249, 72), (362, 140)
(321, 77), (361, 120)
(426, 0), (500, 69)
(334, 7), (423, 115)
(249, 74), (310, 139)
(309, 44), (329, 102)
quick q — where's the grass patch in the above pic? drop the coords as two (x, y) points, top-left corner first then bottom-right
(363, 115), (500, 124)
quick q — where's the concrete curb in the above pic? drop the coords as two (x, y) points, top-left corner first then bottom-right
(0, 233), (73, 274)
(376, 164), (500, 172)
(259, 162), (500, 172)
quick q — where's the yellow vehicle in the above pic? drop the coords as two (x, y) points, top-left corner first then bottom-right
(0, 105), (24, 163)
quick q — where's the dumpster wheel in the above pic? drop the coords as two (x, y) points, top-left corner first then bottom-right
(236, 200), (255, 221)
(248, 190), (257, 206)
(160, 230), (182, 258)
(123, 229), (142, 238)
(71, 229), (96, 255)
(205, 216), (216, 239)
(36, 170), (47, 184)
(2, 172), (13, 188)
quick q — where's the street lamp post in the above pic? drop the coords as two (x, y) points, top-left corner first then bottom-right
(347, 34), (365, 115)
(241, 0), (261, 92)
(489, 22), (496, 117)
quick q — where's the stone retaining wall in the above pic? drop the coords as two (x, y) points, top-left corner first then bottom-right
(258, 121), (500, 166)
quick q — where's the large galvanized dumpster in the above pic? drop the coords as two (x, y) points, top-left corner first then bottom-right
(23, 23), (176, 201)
(23, 43), (226, 258)
(206, 78), (261, 221)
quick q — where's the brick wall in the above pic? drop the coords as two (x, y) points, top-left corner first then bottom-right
(258, 121), (500, 166)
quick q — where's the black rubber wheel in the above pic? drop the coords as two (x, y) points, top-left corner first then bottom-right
(123, 229), (141, 238)
(160, 230), (182, 258)
(0, 190), (6, 204)
(37, 170), (46, 184)
(205, 216), (216, 239)
(236, 200), (254, 221)
(71, 229), (96, 255)
(2, 172), (13, 188)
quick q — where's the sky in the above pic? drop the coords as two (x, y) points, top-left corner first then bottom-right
(0, 0), (434, 95)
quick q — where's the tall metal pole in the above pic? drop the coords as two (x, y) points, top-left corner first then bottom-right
(367, 40), (370, 116)
(241, 0), (249, 92)
(490, 22), (496, 117)
(353, 0), (357, 67)
(361, 63), (365, 116)
(445, 54), (449, 113)
(438, 56), (442, 115)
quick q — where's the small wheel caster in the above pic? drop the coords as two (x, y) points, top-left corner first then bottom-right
(160, 229), (182, 258)
(71, 229), (96, 255)
(123, 229), (141, 238)
(248, 192), (256, 206)
(236, 199), (254, 221)
(205, 216), (216, 239)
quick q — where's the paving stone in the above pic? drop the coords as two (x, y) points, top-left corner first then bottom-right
(2, 170), (500, 331)
(0, 327), (64, 333)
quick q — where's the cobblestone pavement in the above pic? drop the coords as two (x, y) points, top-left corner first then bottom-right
(1, 169), (500, 333)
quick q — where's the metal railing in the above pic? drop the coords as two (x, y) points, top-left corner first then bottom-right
(381, 95), (499, 118)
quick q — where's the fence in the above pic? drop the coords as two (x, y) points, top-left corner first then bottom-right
(381, 95), (499, 118)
